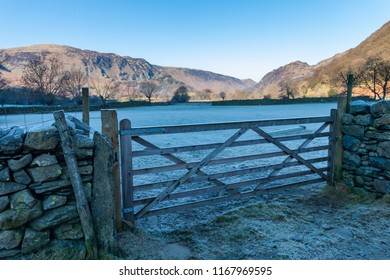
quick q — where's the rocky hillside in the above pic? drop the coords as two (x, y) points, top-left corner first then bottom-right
(308, 20), (390, 87)
(0, 44), (255, 99)
(255, 61), (314, 95)
(159, 66), (256, 94)
(1, 44), (158, 84)
(254, 20), (390, 98)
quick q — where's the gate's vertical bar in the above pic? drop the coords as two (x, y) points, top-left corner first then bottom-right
(101, 110), (122, 231)
(120, 119), (134, 223)
(328, 109), (337, 186)
(334, 94), (347, 183)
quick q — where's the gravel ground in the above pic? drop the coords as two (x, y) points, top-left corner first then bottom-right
(118, 183), (390, 260)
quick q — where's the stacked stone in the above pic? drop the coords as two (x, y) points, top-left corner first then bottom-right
(342, 100), (390, 194)
(0, 123), (94, 259)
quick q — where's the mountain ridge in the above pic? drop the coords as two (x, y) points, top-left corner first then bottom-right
(1, 44), (255, 100)
(1, 20), (389, 100)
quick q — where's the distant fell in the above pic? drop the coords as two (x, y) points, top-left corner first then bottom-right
(255, 61), (313, 94)
(0, 44), (254, 100)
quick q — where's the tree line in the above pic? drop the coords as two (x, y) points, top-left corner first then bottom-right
(18, 56), (167, 106)
(338, 56), (390, 100)
(276, 56), (390, 100)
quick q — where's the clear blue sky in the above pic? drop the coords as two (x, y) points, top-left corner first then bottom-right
(1, 0), (389, 81)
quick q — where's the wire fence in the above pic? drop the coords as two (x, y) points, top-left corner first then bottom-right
(0, 99), (161, 132)
(1, 111), (53, 129)
(0, 109), (104, 134)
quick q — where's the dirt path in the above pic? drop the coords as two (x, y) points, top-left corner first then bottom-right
(118, 184), (390, 260)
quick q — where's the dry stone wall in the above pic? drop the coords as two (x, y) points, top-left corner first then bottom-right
(0, 118), (116, 259)
(342, 100), (390, 194)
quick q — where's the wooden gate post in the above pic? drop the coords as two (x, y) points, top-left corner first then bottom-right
(334, 94), (347, 183)
(120, 119), (134, 223)
(101, 110), (122, 231)
(82, 87), (90, 126)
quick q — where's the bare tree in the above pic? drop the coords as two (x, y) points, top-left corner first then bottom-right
(0, 74), (7, 106)
(278, 81), (296, 99)
(63, 69), (87, 104)
(139, 81), (159, 103)
(0, 75), (7, 91)
(21, 56), (66, 104)
(198, 88), (212, 100)
(231, 90), (249, 100)
(0, 50), (10, 95)
(123, 83), (141, 101)
(89, 76), (120, 106)
(359, 57), (390, 100)
(171, 86), (190, 103)
(219, 91), (226, 101)
(335, 69), (362, 95)
(0, 50), (10, 69)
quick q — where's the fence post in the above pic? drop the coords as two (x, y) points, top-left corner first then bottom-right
(120, 119), (134, 223)
(328, 109), (337, 186)
(346, 74), (354, 113)
(334, 94), (347, 183)
(54, 110), (98, 259)
(101, 110), (122, 231)
(82, 87), (90, 126)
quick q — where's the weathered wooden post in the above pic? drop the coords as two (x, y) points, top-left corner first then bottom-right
(333, 94), (347, 183)
(346, 73), (354, 113)
(101, 110), (122, 231)
(328, 109), (337, 186)
(54, 110), (98, 259)
(120, 119), (134, 223)
(82, 87), (89, 126)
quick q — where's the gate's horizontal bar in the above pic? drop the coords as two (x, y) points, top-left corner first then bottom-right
(134, 156), (329, 191)
(133, 146), (329, 175)
(133, 167), (328, 206)
(137, 178), (325, 218)
(120, 116), (332, 136)
(133, 132), (331, 157)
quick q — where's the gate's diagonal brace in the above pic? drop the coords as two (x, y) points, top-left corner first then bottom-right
(133, 136), (239, 194)
(135, 128), (248, 219)
(251, 127), (328, 182)
(260, 122), (330, 183)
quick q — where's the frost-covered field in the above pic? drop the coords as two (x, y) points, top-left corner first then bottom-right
(1, 102), (337, 130)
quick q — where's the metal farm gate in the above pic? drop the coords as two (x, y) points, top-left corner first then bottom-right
(119, 111), (336, 223)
